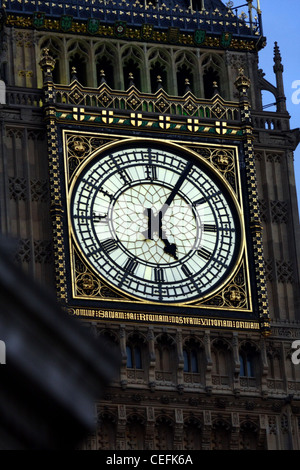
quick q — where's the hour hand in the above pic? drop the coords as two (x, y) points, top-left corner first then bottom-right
(157, 211), (178, 260)
(143, 208), (178, 260)
(161, 235), (178, 260)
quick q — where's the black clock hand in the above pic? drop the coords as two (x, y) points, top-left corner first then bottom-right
(158, 211), (178, 260)
(159, 161), (193, 218)
(156, 161), (193, 259)
(142, 162), (192, 259)
(143, 208), (178, 260)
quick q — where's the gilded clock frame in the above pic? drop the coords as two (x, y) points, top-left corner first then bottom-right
(63, 129), (252, 315)
(41, 58), (270, 333)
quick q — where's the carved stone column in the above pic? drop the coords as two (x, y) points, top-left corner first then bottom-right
(116, 404), (127, 450)
(147, 327), (156, 390)
(119, 324), (127, 389)
(204, 331), (212, 393)
(232, 332), (241, 395)
(174, 408), (184, 450)
(230, 412), (240, 450)
(145, 406), (155, 450)
(202, 410), (212, 450)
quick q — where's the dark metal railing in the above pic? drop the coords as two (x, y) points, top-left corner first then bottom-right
(2, 0), (262, 37)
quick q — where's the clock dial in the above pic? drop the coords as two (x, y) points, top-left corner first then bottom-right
(70, 143), (241, 303)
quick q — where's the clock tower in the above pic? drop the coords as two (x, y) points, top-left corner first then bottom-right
(1, 0), (300, 450)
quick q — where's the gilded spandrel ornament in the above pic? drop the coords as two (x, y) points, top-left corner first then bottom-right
(194, 260), (249, 310)
(74, 250), (124, 300)
(186, 146), (237, 195)
(73, 139), (86, 154)
(77, 274), (97, 295)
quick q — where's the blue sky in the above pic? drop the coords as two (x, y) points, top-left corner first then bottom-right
(258, 0), (300, 210)
(231, 1), (300, 210)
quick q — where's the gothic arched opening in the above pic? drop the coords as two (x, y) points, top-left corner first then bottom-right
(177, 63), (194, 96)
(96, 56), (114, 88)
(155, 416), (174, 450)
(183, 418), (202, 450)
(239, 421), (259, 450)
(126, 415), (146, 450)
(149, 48), (171, 93)
(97, 412), (117, 450)
(239, 341), (260, 388)
(203, 66), (219, 99)
(40, 37), (64, 84)
(69, 53), (88, 86)
(155, 333), (177, 383)
(150, 61), (168, 93)
(211, 419), (231, 450)
(211, 339), (232, 387)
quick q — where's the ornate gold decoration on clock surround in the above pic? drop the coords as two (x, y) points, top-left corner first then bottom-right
(65, 131), (240, 200)
(72, 243), (250, 312)
(63, 130), (252, 313)
(39, 51), (270, 333)
(184, 144), (238, 199)
(73, 247), (126, 301)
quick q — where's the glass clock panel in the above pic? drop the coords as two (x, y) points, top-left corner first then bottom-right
(70, 144), (241, 303)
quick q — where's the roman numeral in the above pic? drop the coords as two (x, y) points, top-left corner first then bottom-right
(193, 190), (221, 207)
(181, 264), (192, 277)
(203, 224), (217, 233)
(124, 258), (138, 274)
(119, 169), (131, 184)
(101, 239), (118, 254)
(98, 188), (113, 201)
(192, 197), (206, 207)
(154, 268), (164, 283)
(145, 164), (157, 180)
(78, 211), (86, 224)
(93, 212), (108, 223)
(197, 247), (212, 261)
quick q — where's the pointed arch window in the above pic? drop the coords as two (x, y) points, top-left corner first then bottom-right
(183, 344), (199, 373)
(69, 53), (87, 86)
(183, 338), (204, 386)
(239, 351), (255, 377)
(150, 62), (168, 93)
(96, 55), (115, 88)
(126, 333), (147, 383)
(191, 0), (204, 9)
(211, 339), (232, 387)
(149, 49), (171, 94)
(155, 334), (176, 383)
(123, 59), (141, 90)
(126, 344), (142, 369)
(40, 37), (64, 84)
(239, 343), (259, 378)
(68, 41), (89, 86)
(203, 67), (219, 99)
(177, 63), (194, 96)
(267, 348), (284, 390)
(201, 54), (224, 99)
(175, 52), (196, 96)
(122, 46), (143, 90)
(239, 342), (260, 388)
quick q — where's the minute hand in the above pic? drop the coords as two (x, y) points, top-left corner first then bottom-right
(160, 161), (193, 217)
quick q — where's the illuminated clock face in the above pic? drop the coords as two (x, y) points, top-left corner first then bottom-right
(70, 143), (241, 303)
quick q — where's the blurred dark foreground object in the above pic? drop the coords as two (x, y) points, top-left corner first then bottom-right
(0, 238), (120, 450)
